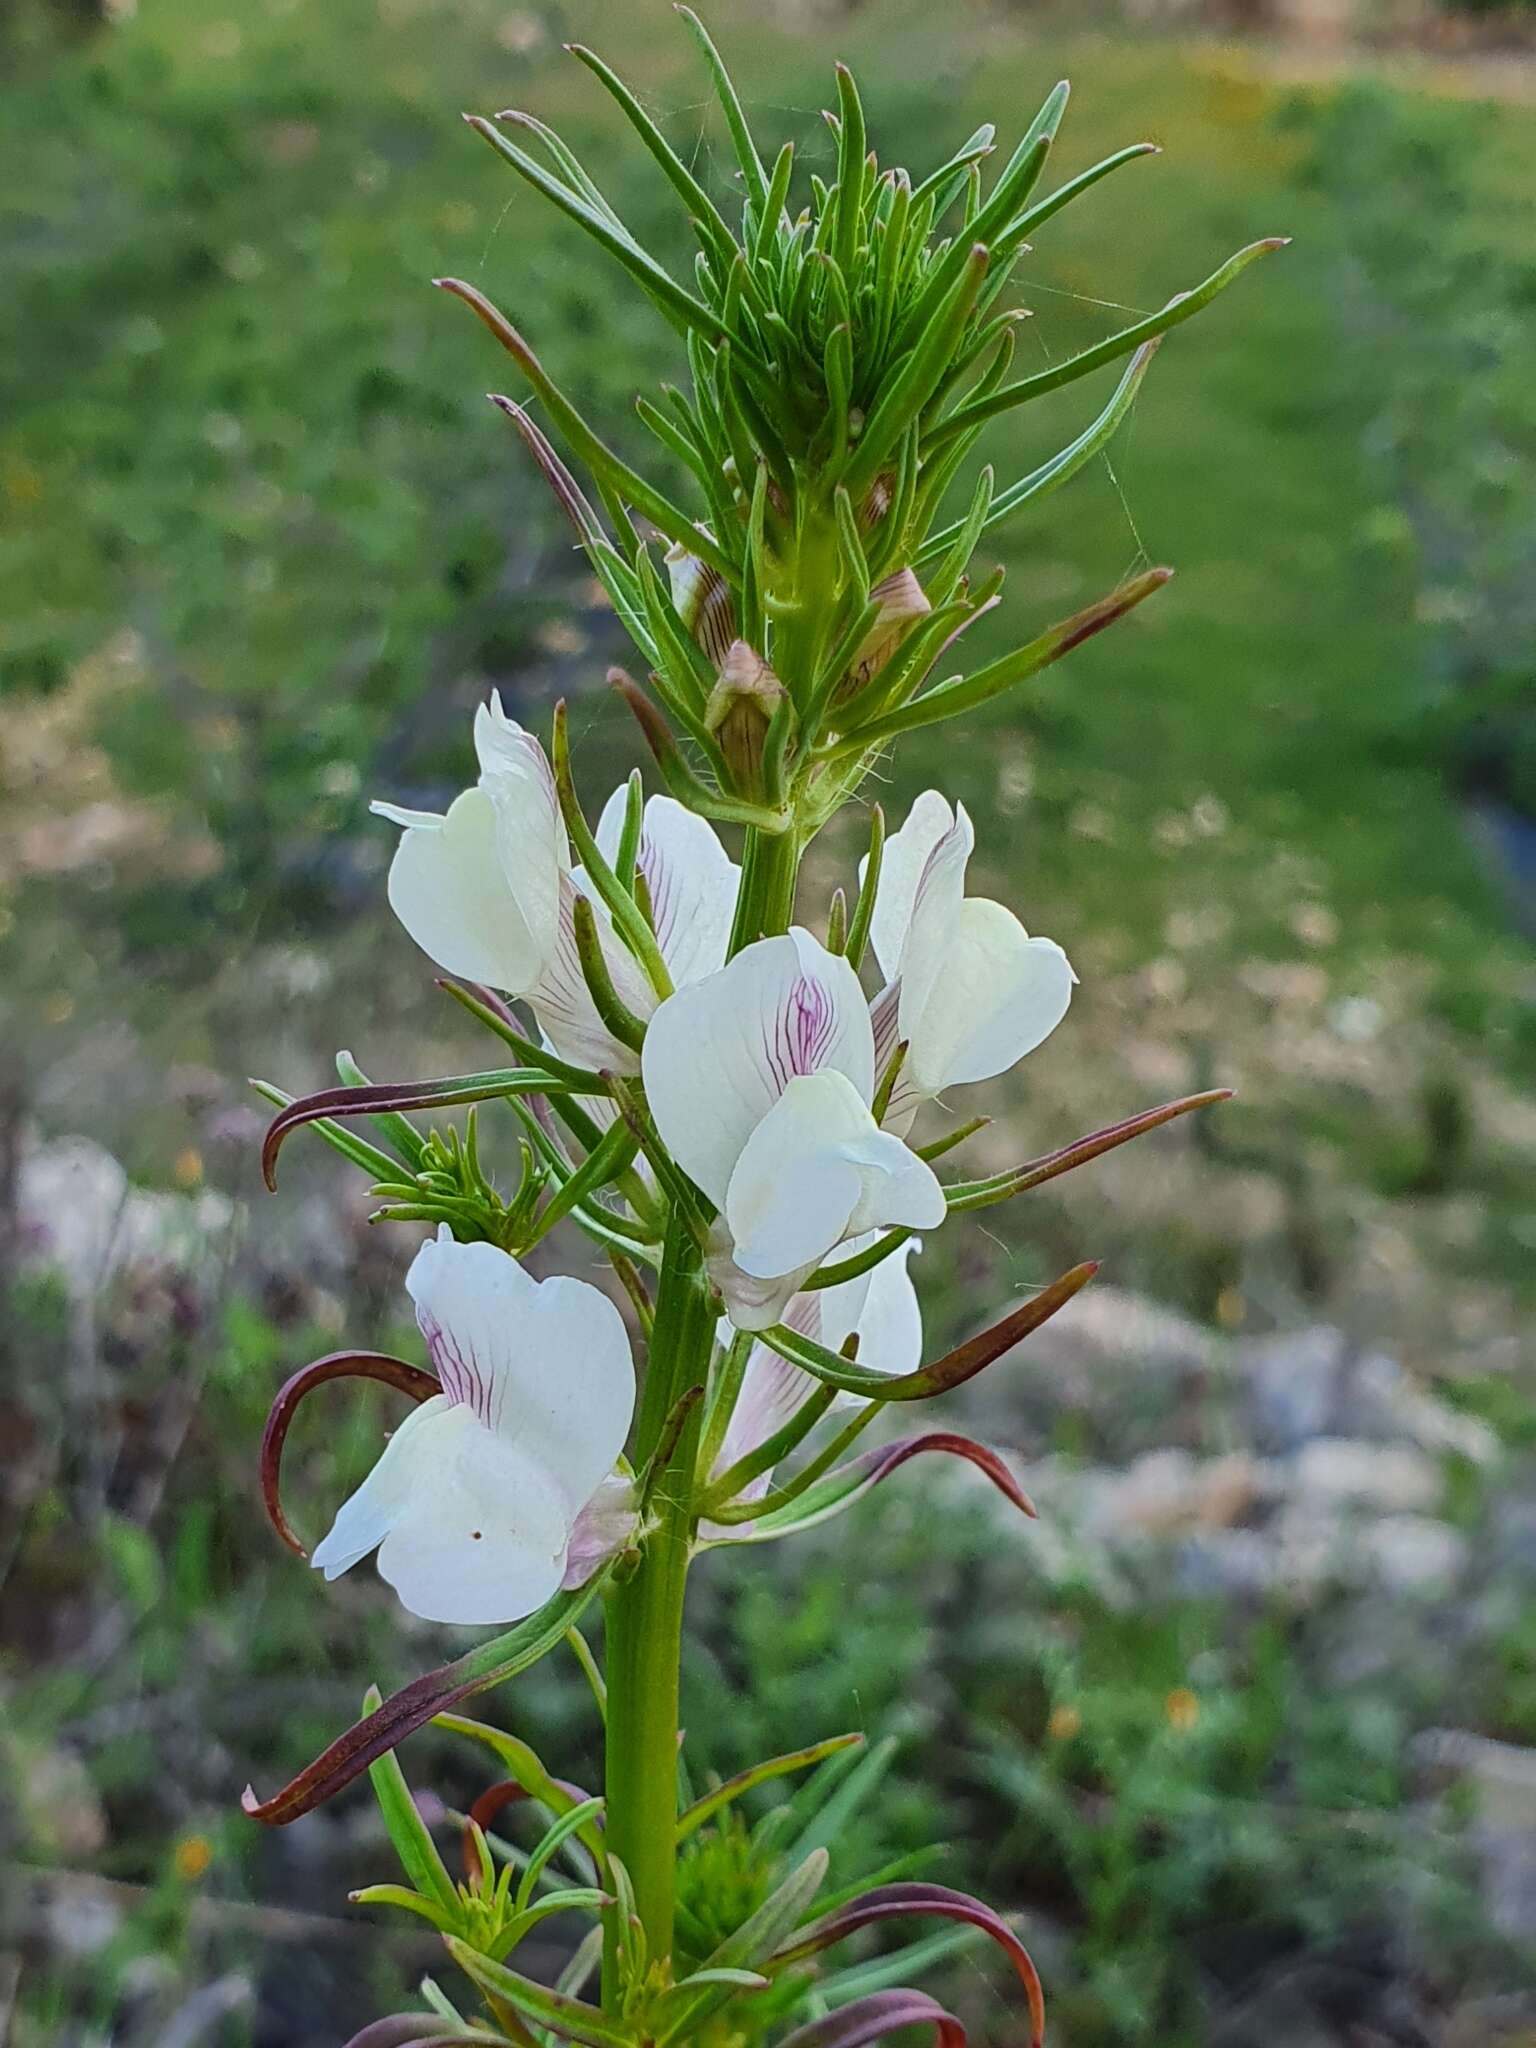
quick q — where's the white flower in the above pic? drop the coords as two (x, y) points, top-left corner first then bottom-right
(590, 784), (739, 993)
(711, 1238), (923, 1511)
(866, 791), (1075, 1133)
(311, 1230), (635, 1625)
(372, 695), (566, 998)
(642, 929), (945, 1329)
(373, 697), (738, 1072)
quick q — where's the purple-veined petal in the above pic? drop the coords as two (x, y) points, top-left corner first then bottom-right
(474, 693), (561, 833)
(894, 800), (974, 1042)
(312, 1400), (574, 1625)
(594, 789), (740, 988)
(301, 1238), (636, 1626)
(643, 929), (875, 1208)
(528, 873), (650, 1075)
(406, 1232), (634, 1513)
(864, 790), (954, 984)
(561, 1473), (640, 1588)
(865, 792), (1075, 1103)
(904, 902), (1075, 1097)
(721, 1071), (943, 1283)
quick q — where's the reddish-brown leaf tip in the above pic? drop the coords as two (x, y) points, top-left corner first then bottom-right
(259, 1351), (436, 1558)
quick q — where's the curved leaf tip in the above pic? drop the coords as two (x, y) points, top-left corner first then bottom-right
(259, 1351), (436, 1558)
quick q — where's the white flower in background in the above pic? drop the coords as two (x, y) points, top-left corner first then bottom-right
(866, 791), (1076, 1134)
(372, 696), (738, 1071)
(312, 1230), (635, 1625)
(642, 929), (946, 1330)
(710, 1239), (923, 1513)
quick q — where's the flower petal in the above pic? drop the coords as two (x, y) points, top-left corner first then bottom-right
(725, 1071), (869, 1278)
(375, 1405), (573, 1625)
(706, 1237), (815, 1334)
(475, 694), (566, 859)
(483, 761), (567, 980)
(375, 788), (547, 992)
(529, 874), (650, 1075)
(904, 901), (1075, 1096)
(595, 790), (739, 989)
(819, 1237), (923, 1375)
(894, 800), (973, 1047)
(643, 930), (874, 1208)
(406, 1232), (634, 1512)
(311, 1396), (455, 1582)
(865, 790), (955, 984)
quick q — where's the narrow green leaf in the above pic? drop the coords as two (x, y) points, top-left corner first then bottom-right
(758, 1259), (1098, 1402)
(440, 279), (730, 577)
(677, 1736), (865, 1841)
(843, 804), (884, 974)
(654, 1850), (829, 2043)
(833, 566), (1173, 753)
(844, 245), (991, 501)
(364, 1701), (460, 1916)
(916, 341), (1159, 570)
(515, 1797), (607, 1914)
(753, 141), (796, 265)
(551, 701), (674, 998)
(566, 43), (739, 270)
(336, 1050), (427, 1170)
(675, 6), (769, 208)
(832, 64), (867, 276)
(466, 115), (728, 345)
(347, 1882), (457, 1933)
(931, 238), (1290, 446)
(911, 122), (996, 216)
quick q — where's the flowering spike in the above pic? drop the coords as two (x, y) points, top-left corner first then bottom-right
(259, 1351), (437, 1558)
(243, 22), (1280, 2035)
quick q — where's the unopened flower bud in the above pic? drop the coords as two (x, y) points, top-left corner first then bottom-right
(848, 567), (932, 692)
(860, 470), (895, 525)
(665, 538), (737, 669)
(706, 639), (785, 801)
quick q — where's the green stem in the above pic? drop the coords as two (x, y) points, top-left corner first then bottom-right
(730, 824), (801, 950)
(602, 1212), (714, 2000)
